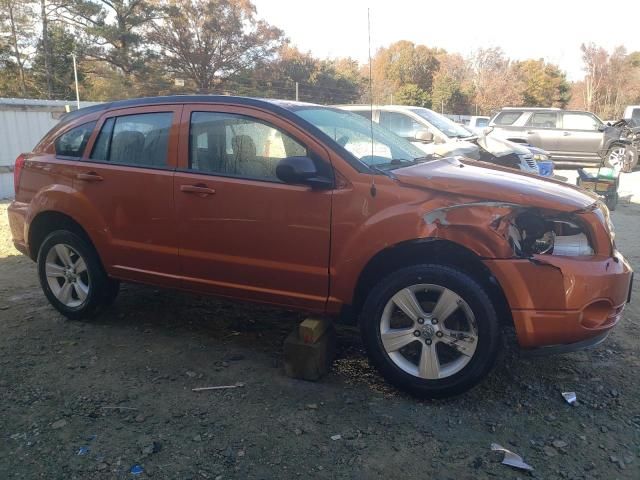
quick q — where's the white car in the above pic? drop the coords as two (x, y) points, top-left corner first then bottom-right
(338, 105), (480, 158)
(467, 116), (491, 134)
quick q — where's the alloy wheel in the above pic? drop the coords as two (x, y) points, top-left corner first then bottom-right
(45, 244), (91, 308)
(379, 284), (478, 379)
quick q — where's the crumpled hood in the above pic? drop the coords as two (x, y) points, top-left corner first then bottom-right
(393, 157), (598, 212)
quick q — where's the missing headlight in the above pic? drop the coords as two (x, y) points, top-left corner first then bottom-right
(509, 212), (594, 257)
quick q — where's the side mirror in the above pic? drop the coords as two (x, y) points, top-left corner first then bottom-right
(598, 124), (607, 131)
(276, 156), (333, 190)
(414, 129), (434, 143)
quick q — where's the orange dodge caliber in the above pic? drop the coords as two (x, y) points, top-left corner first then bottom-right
(7, 96), (633, 397)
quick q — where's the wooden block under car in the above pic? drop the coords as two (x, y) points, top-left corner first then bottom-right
(299, 317), (330, 344)
(283, 327), (336, 381)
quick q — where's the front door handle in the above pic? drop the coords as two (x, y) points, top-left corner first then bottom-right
(563, 131), (571, 136)
(76, 172), (103, 182)
(180, 184), (216, 195)
(526, 131), (535, 135)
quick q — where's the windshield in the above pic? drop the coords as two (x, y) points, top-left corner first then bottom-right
(410, 107), (473, 139)
(293, 107), (428, 170)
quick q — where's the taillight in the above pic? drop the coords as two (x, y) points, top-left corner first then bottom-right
(14, 154), (26, 196)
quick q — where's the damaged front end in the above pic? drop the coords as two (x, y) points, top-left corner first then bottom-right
(422, 199), (631, 350)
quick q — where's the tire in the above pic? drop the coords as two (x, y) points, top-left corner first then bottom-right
(103, 279), (121, 307)
(360, 264), (500, 398)
(37, 230), (111, 320)
(606, 145), (626, 170)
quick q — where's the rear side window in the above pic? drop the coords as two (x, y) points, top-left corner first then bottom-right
(189, 112), (307, 181)
(54, 122), (96, 158)
(493, 111), (522, 126)
(475, 118), (489, 127)
(90, 112), (173, 168)
(526, 112), (559, 128)
(632, 108), (640, 122)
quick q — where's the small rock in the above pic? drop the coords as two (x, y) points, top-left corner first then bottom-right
(237, 449), (245, 457)
(51, 419), (67, 430)
(186, 371), (197, 378)
(610, 389), (619, 398)
(221, 362), (229, 368)
(600, 426), (608, 433)
(331, 434), (342, 441)
(96, 463), (108, 471)
(543, 446), (558, 457)
(225, 353), (245, 361)
(294, 428), (303, 436)
(552, 440), (568, 449)
(193, 434), (202, 442)
(306, 403), (318, 410)
(135, 414), (145, 423)
(610, 455), (619, 463)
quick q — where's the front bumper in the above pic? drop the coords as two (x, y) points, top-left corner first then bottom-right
(484, 251), (633, 348)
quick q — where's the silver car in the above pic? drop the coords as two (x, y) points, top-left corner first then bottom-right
(488, 108), (606, 165)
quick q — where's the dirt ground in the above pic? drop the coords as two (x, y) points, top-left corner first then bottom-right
(1, 198), (639, 480)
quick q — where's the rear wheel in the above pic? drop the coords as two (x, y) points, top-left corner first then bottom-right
(360, 264), (500, 398)
(607, 146), (626, 170)
(37, 230), (111, 320)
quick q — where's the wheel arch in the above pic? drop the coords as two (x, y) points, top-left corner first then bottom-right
(28, 211), (99, 263)
(349, 238), (512, 327)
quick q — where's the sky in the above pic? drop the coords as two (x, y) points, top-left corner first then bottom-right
(252, 0), (640, 81)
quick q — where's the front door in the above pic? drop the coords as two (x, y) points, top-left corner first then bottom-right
(558, 112), (603, 163)
(174, 105), (333, 311)
(76, 105), (183, 286)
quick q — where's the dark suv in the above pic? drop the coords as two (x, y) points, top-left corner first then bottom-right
(488, 108), (607, 165)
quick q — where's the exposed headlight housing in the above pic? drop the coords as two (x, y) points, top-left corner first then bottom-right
(532, 153), (549, 161)
(508, 212), (594, 257)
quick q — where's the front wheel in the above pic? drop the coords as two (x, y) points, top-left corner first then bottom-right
(360, 264), (501, 398)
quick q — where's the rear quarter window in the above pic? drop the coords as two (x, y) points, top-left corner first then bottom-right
(493, 111), (522, 126)
(54, 122), (96, 158)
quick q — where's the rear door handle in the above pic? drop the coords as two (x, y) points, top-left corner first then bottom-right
(180, 184), (216, 195)
(76, 172), (103, 182)
(563, 131), (571, 136)
(526, 131), (535, 135)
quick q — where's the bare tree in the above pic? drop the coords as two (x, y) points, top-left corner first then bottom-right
(150, 0), (284, 91)
(0, 0), (34, 95)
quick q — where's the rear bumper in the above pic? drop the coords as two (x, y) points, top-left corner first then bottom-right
(7, 200), (30, 257)
(484, 252), (633, 349)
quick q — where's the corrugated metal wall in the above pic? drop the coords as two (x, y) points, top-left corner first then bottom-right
(0, 98), (101, 198)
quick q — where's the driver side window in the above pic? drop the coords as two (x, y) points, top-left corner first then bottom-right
(189, 112), (307, 182)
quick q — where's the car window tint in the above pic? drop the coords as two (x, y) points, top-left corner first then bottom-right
(526, 112), (558, 128)
(476, 118), (489, 127)
(379, 111), (423, 138)
(54, 122), (96, 158)
(493, 111), (522, 126)
(189, 112), (307, 182)
(90, 112), (173, 168)
(562, 113), (600, 131)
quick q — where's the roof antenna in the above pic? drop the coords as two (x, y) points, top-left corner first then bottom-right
(368, 7), (377, 198)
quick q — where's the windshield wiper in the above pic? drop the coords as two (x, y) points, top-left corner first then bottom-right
(371, 165), (397, 179)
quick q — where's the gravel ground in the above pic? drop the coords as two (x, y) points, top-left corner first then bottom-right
(1, 198), (639, 480)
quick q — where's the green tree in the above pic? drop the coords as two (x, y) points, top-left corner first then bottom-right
(394, 83), (430, 108)
(32, 23), (82, 99)
(514, 59), (570, 108)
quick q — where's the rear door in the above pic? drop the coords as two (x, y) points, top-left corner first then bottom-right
(522, 111), (561, 152)
(77, 105), (183, 286)
(558, 112), (603, 163)
(174, 104), (333, 311)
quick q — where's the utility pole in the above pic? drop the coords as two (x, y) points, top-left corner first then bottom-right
(441, 100), (444, 114)
(72, 54), (80, 109)
(295, 82), (299, 101)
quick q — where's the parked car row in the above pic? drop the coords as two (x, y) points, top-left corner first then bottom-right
(341, 105), (553, 177)
(7, 95), (633, 398)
